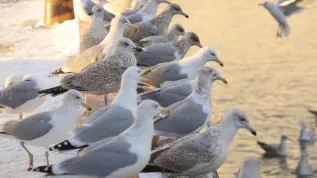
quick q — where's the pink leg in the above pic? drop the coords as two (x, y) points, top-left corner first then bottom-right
(20, 142), (33, 170)
(45, 151), (50, 166)
(19, 113), (23, 120)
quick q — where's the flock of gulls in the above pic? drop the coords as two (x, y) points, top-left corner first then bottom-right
(0, 0), (316, 177)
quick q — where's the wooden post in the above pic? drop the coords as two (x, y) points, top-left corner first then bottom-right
(44, 0), (75, 26)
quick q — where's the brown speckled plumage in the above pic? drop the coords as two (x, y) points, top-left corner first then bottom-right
(173, 32), (202, 59)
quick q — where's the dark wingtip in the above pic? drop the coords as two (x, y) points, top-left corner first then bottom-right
(49, 140), (87, 152)
(30, 165), (53, 174)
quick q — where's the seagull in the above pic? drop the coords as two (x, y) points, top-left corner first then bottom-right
(153, 67), (227, 138)
(136, 24), (185, 47)
(257, 135), (290, 157)
(142, 47), (223, 87)
(0, 75), (46, 120)
(49, 15), (138, 76)
(73, 0), (115, 24)
(80, 5), (108, 52)
(259, 0), (315, 37)
(32, 100), (171, 177)
(298, 122), (315, 142)
(48, 66), (152, 152)
(0, 90), (91, 170)
(137, 80), (196, 107)
(296, 154), (314, 176)
(124, 3), (189, 42)
(4, 74), (24, 88)
(142, 108), (257, 177)
(136, 32), (203, 67)
(127, 0), (171, 24)
(40, 38), (144, 105)
(234, 157), (261, 178)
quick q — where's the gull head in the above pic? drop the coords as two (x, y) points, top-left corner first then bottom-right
(171, 24), (185, 36)
(63, 90), (92, 111)
(138, 100), (171, 122)
(157, 0), (171, 4)
(258, 1), (270, 8)
(183, 32), (203, 48)
(281, 135), (289, 141)
(112, 15), (138, 30)
(196, 66), (227, 87)
(224, 108), (257, 136)
(23, 74), (45, 89)
(5, 74), (24, 88)
(90, 5), (104, 18)
(121, 66), (151, 85)
(116, 38), (143, 53)
(199, 47), (224, 67)
(209, 67), (228, 84)
(168, 4), (189, 18)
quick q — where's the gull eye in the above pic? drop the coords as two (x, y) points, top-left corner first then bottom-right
(154, 104), (159, 109)
(178, 28), (184, 32)
(75, 96), (80, 99)
(173, 6), (180, 11)
(124, 42), (129, 46)
(239, 117), (246, 122)
(211, 53), (215, 56)
(97, 9), (102, 12)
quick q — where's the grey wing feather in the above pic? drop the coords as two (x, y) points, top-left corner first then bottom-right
(0, 81), (39, 109)
(2, 112), (53, 140)
(143, 63), (188, 87)
(127, 13), (144, 24)
(280, 0), (306, 16)
(136, 43), (178, 67)
(85, 107), (110, 124)
(154, 99), (208, 136)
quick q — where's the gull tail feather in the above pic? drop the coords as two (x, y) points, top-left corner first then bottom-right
(278, 23), (290, 37)
(49, 140), (87, 152)
(38, 86), (68, 97)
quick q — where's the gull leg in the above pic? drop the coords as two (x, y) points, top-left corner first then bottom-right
(152, 136), (160, 149)
(45, 151), (50, 166)
(104, 95), (108, 106)
(84, 94), (87, 102)
(19, 113), (23, 120)
(20, 142), (33, 170)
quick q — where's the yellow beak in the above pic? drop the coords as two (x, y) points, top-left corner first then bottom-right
(81, 103), (92, 111)
(216, 59), (224, 67)
(218, 77), (228, 84)
(129, 25), (138, 30)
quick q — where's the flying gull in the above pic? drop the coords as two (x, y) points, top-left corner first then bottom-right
(257, 135), (290, 157)
(0, 90), (91, 169)
(124, 3), (189, 42)
(137, 24), (185, 47)
(136, 32), (203, 67)
(142, 108), (257, 177)
(142, 47), (223, 87)
(32, 100), (170, 177)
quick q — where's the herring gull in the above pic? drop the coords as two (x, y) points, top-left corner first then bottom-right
(257, 135), (289, 157)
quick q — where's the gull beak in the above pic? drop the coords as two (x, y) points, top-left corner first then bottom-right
(216, 59), (224, 67)
(217, 77), (228, 84)
(180, 11), (189, 18)
(88, 12), (93, 16)
(246, 124), (257, 136)
(134, 47), (143, 52)
(81, 103), (92, 111)
(129, 25), (138, 30)
(197, 43), (203, 48)
(141, 68), (152, 75)
(141, 77), (151, 84)
(159, 107), (171, 118)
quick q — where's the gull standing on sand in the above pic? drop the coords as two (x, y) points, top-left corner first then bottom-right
(40, 38), (143, 105)
(137, 79), (196, 107)
(73, 0), (114, 24)
(0, 90), (91, 169)
(49, 15), (138, 75)
(32, 100), (170, 177)
(137, 32), (203, 67)
(153, 67), (227, 138)
(259, 0), (315, 37)
(137, 24), (185, 47)
(49, 66), (151, 152)
(142, 47), (223, 87)
(234, 157), (261, 178)
(257, 135), (289, 157)
(143, 108), (257, 177)
(80, 5), (108, 52)
(296, 154), (314, 177)
(124, 3), (189, 42)
(127, 0), (171, 24)
(0, 75), (46, 120)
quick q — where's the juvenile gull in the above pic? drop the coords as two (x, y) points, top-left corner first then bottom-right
(296, 154), (314, 177)
(153, 67), (227, 138)
(259, 0), (315, 37)
(137, 32), (203, 67)
(257, 135), (289, 157)
(127, 0), (171, 24)
(234, 157), (261, 178)
(142, 108), (257, 177)
(0, 90), (90, 169)
(142, 47), (223, 87)
(124, 3), (189, 42)
(137, 79), (196, 107)
(32, 100), (170, 177)
(80, 5), (108, 52)
(4, 74), (24, 88)
(49, 66), (151, 152)
(49, 15), (138, 75)
(73, 0), (114, 24)
(0, 75), (46, 120)
(40, 38), (142, 105)
(137, 24), (185, 47)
